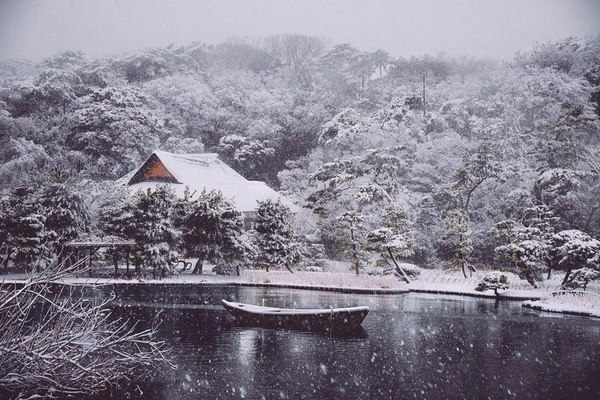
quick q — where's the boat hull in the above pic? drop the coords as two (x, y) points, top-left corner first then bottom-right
(222, 300), (369, 332)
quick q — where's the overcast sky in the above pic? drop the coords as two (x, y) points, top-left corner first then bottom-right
(1, 0), (599, 62)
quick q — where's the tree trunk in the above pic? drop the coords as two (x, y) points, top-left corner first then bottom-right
(387, 248), (411, 284)
(468, 263), (476, 277)
(192, 257), (204, 274)
(350, 225), (360, 275)
(285, 262), (294, 273)
(458, 231), (468, 279)
(561, 269), (572, 287)
(88, 249), (93, 278)
(0, 252), (9, 271)
(353, 242), (360, 276)
(524, 271), (538, 289)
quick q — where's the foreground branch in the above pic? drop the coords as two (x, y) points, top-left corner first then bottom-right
(0, 260), (175, 399)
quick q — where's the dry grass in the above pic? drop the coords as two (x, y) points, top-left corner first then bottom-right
(241, 270), (404, 289)
(416, 269), (568, 291)
(543, 291), (600, 310)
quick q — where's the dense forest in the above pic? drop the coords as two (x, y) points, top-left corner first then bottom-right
(1, 34), (599, 284)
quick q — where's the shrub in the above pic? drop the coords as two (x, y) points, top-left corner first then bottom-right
(475, 271), (509, 296)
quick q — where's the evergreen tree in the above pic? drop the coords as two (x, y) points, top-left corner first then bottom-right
(366, 207), (415, 282)
(0, 187), (48, 269)
(475, 272), (509, 296)
(99, 186), (178, 278)
(549, 229), (600, 287)
(253, 199), (298, 273)
(334, 211), (367, 276)
(174, 190), (245, 274)
(493, 205), (559, 287)
(37, 180), (90, 258)
(442, 209), (474, 278)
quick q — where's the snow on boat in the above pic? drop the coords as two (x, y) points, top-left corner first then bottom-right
(222, 300), (369, 331)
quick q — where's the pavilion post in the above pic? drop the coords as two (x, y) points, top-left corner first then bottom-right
(88, 249), (93, 277)
(113, 252), (118, 276)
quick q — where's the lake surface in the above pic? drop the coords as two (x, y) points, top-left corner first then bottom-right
(102, 285), (600, 400)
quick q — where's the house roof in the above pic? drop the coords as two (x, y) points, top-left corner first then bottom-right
(118, 150), (298, 213)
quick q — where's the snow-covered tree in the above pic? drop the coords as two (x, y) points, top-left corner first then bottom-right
(36, 180), (90, 257)
(451, 142), (501, 216)
(562, 268), (600, 291)
(549, 229), (600, 287)
(253, 199), (299, 273)
(493, 205), (559, 286)
(67, 86), (166, 178)
(475, 271), (509, 296)
(335, 211), (367, 276)
(217, 134), (276, 182)
(0, 186), (48, 269)
(134, 187), (179, 278)
(442, 209), (475, 278)
(366, 207), (416, 282)
(174, 189), (245, 274)
(99, 186), (178, 278)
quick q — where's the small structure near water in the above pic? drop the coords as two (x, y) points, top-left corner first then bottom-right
(64, 238), (135, 277)
(118, 150), (296, 228)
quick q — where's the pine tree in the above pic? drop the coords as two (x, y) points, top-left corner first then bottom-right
(1, 187), (48, 269)
(493, 205), (559, 287)
(334, 211), (367, 276)
(549, 229), (600, 287)
(174, 190), (245, 274)
(131, 187), (179, 278)
(253, 199), (298, 273)
(99, 186), (178, 278)
(442, 209), (474, 278)
(366, 207), (416, 282)
(37, 180), (90, 258)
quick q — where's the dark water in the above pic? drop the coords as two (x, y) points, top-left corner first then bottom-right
(101, 285), (600, 400)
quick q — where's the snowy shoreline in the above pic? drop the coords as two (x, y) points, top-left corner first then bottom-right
(407, 283), (544, 301)
(1, 275), (409, 295)
(522, 301), (600, 318)
(0, 273), (538, 299)
(3, 272), (600, 318)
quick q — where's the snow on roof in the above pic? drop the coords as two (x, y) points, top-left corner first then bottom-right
(119, 150), (298, 213)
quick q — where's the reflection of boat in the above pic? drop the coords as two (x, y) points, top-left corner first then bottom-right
(222, 300), (369, 331)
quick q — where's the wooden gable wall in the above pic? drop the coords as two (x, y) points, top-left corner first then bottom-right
(127, 154), (179, 185)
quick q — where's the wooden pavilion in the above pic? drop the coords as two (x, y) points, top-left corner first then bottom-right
(64, 238), (135, 277)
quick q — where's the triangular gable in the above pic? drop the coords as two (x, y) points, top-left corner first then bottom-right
(121, 151), (300, 213)
(127, 153), (179, 185)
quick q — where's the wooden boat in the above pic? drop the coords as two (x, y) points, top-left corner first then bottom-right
(222, 300), (369, 331)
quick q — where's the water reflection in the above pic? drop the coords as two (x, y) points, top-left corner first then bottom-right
(102, 285), (599, 400)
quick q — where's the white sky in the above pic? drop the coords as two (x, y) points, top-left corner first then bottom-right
(0, 0), (599, 62)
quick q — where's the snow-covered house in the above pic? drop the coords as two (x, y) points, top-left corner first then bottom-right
(118, 150), (296, 228)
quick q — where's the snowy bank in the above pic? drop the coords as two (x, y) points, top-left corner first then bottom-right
(522, 291), (600, 318)
(1, 270), (408, 295)
(406, 270), (548, 300)
(407, 281), (544, 301)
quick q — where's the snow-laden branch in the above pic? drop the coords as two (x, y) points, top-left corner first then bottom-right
(0, 260), (175, 399)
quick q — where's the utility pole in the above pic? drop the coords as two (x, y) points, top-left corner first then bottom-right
(422, 72), (426, 122)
